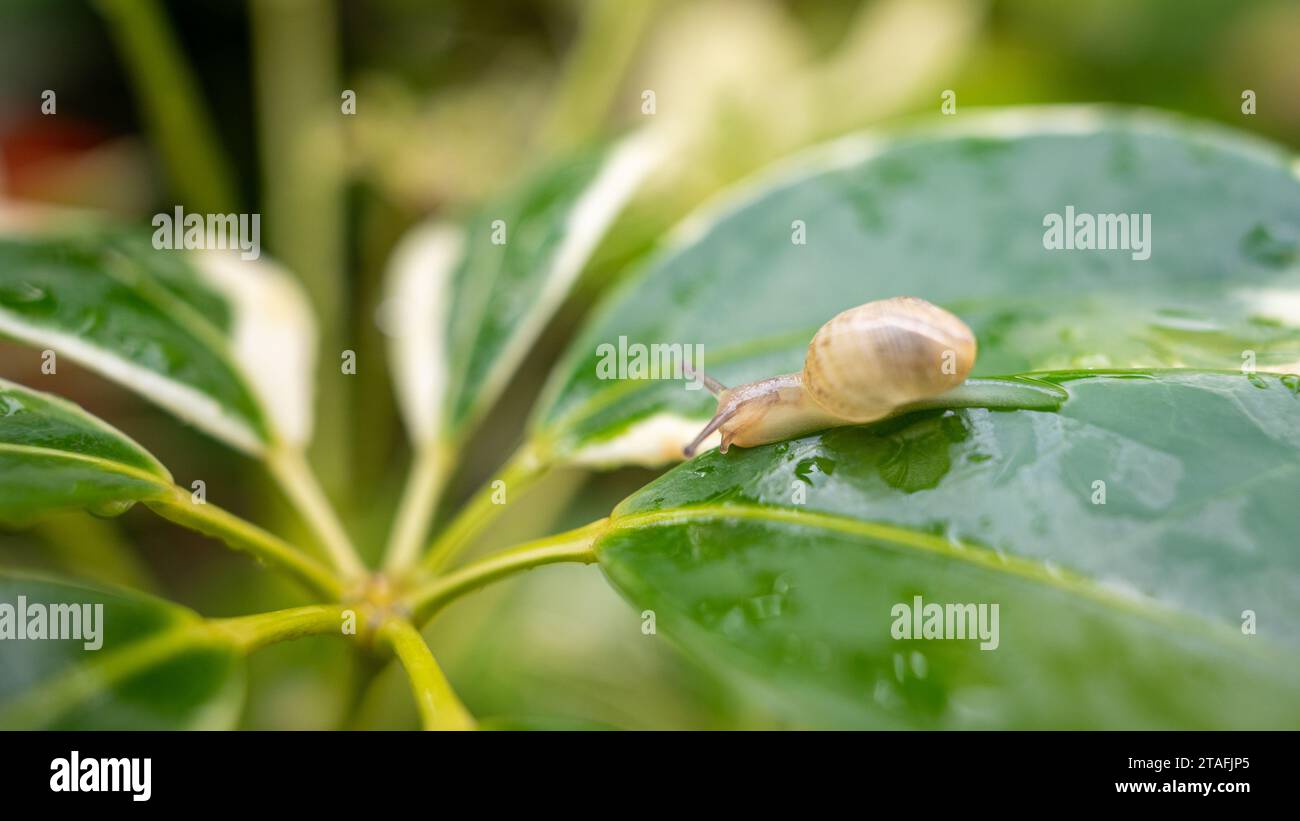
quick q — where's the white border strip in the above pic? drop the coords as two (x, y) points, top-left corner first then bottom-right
(0, 311), (263, 454)
(192, 250), (320, 447)
(465, 129), (667, 432)
(380, 222), (465, 446)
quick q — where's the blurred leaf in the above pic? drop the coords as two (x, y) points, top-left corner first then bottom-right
(383, 134), (661, 449)
(530, 108), (1300, 467)
(607, 0), (983, 269)
(594, 371), (1300, 728)
(0, 572), (243, 729)
(0, 376), (339, 600)
(0, 376), (171, 524)
(33, 511), (161, 594)
(0, 220), (317, 455)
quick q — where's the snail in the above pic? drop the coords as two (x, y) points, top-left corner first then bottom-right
(684, 296), (976, 456)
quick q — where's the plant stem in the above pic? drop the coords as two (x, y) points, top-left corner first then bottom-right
(210, 604), (353, 653)
(0, 625), (217, 729)
(377, 618), (475, 731)
(406, 519), (605, 624)
(266, 447), (366, 581)
(148, 489), (343, 600)
(4, 605), (363, 728)
(36, 512), (159, 594)
(93, 0), (238, 213)
(250, 0), (351, 494)
(382, 444), (452, 574)
(539, 0), (657, 153)
(338, 650), (386, 730)
(417, 443), (550, 576)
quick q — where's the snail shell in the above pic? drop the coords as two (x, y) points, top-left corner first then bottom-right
(803, 296), (976, 422)
(684, 296), (976, 456)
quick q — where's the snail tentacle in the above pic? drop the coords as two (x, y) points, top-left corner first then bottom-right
(683, 405), (737, 457)
(683, 362), (727, 397)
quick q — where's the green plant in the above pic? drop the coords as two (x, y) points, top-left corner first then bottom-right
(2, 106), (1299, 730)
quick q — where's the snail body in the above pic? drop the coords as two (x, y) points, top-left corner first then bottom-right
(685, 296), (976, 456)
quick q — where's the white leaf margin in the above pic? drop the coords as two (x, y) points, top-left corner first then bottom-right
(0, 203), (320, 456)
(382, 129), (666, 447)
(381, 222), (463, 447)
(189, 249), (318, 449)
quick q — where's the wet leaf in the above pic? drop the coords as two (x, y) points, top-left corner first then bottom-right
(593, 372), (1300, 728)
(0, 377), (172, 525)
(384, 134), (661, 448)
(0, 573), (243, 729)
(532, 108), (1300, 467)
(0, 221), (317, 455)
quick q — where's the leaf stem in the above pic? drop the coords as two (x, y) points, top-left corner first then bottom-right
(538, 0), (656, 153)
(382, 444), (452, 574)
(93, 0), (238, 213)
(266, 447), (366, 581)
(338, 650), (387, 730)
(36, 512), (160, 594)
(417, 443), (550, 576)
(148, 488), (343, 599)
(250, 0), (351, 492)
(406, 519), (605, 624)
(0, 624), (219, 729)
(209, 604), (353, 653)
(377, 618), (475, 731)
(1, 604), (358, 728)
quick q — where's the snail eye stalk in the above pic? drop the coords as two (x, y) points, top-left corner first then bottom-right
(683, 362), (727, 397)
(684, 406), (736, 457)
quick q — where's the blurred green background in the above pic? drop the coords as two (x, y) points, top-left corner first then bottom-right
(1, 0), (1297, 728)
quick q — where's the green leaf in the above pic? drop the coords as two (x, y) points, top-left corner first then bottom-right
(0, 377), (173, 525)
(530, 107), (1300, 467)
(0, 377), (345, 598)
(594, 371), (1300, 728)
(0, 218), (317, 455)
(383, 133), (661, 448)
(0, 573), (243, 729)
